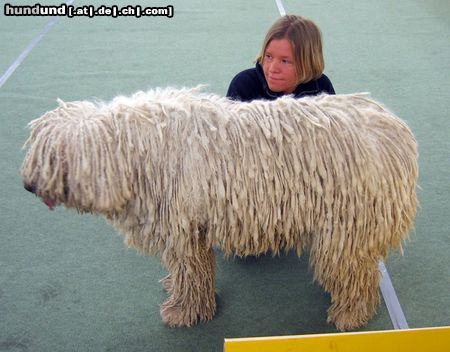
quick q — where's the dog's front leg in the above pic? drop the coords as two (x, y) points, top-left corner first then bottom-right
(160, 235), (216, 327)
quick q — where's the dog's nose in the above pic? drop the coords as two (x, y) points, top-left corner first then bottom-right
(24, 183), (36, 194)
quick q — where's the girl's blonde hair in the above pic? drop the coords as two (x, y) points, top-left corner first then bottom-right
(257, 15), (325, 84)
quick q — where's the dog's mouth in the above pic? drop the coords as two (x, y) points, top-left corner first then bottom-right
(42, 198), (57, 210)
(24, 183), (59, 211)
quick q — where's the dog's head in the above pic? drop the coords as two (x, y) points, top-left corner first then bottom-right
(21, 99), (132, 214)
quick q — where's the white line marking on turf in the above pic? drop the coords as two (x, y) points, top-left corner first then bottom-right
(0, 0), (75, 89)
(379, 261), (409, 329)
(275, 0), (286, 16)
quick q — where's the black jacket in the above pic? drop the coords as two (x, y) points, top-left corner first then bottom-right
(227, 62), (335, 102)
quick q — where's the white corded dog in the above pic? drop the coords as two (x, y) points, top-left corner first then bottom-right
(22, 88), (418, 330)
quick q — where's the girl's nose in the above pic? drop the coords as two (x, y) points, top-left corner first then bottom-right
(269, 60), (280, 73)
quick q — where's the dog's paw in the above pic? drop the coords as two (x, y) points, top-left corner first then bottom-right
(327, 304), (371, 331)
(160, 299), (195, 327)
(160, 295), (216, 327)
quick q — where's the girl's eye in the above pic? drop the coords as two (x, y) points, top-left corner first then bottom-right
(265, 54), (273, 60)
(282, 59), (292, 65)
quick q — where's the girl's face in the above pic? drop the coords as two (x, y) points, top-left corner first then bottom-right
(262, 38), (298, 94)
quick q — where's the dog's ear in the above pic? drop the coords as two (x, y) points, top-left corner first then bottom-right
(61, 103), (132, 213)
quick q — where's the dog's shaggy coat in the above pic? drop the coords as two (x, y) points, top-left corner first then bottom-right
(21, 88), (418, 330)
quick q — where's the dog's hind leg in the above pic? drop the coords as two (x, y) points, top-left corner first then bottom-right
(310, 236), (381, 330)
(160, 234), (216, 327)
(326, 257), (380, 330)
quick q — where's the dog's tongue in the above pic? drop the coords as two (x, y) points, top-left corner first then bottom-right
(43, 198), (56, 210)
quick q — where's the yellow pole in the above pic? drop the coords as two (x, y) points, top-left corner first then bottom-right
(224, 326), (450, 352)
